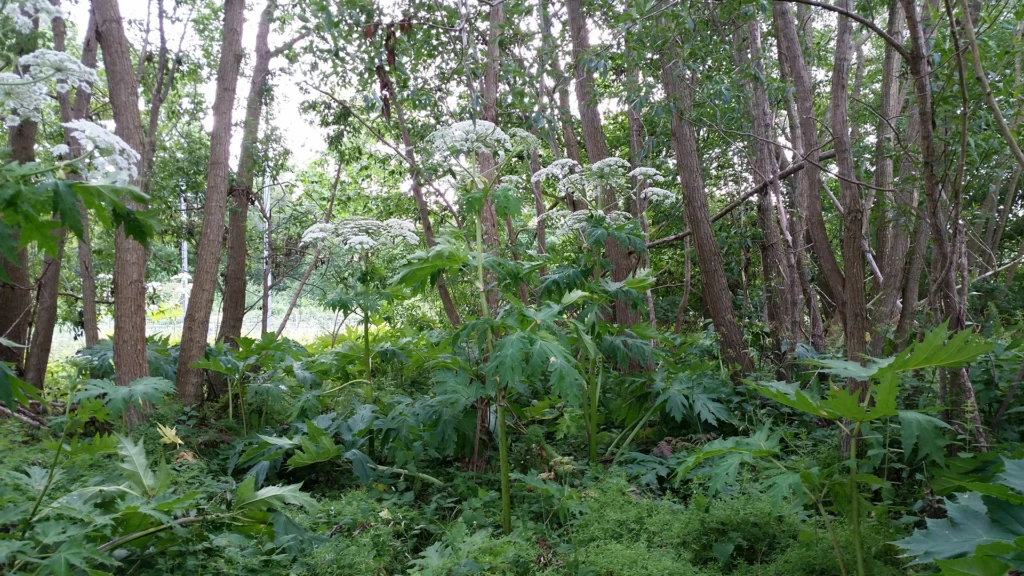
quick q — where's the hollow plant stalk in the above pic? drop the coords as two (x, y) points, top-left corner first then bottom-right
(475, 207), (511, 534)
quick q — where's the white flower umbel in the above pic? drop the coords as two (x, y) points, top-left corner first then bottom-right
(302, 217), (418, 251)
(20, 50), (99, 94)
(499, 175), (525, 190)
(0, 72), (47, 127)
(537, 208), (634, 239)
(4, 0), (63, 34)
(50, 143), (70, 157)
(627, 166), (665, 184)
(531, 158), (581, 184)
(508, 128), (541, 153)
(585, 157), (631, 187)
(427, 120), (511, 164)
(641, 187), (676, 205)
(64, 119), (141, 185)
(557, 173), (589, 204)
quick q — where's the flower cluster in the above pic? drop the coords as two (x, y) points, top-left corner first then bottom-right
(586, 157), (631, 184)
(4, 0), (63, 34)
(627, 166), (665, 184)
(64, 119), (142, 185)
(641, 187), (676, 205)
(1, 46), (97, 128)
(531, 158), (581, 184)
(427, 120), (511, 162)
(302, 217), (418, 251)
(20, 50), (98, 95)
(498, 175), (525, 190)
(534, 208), (633, 238)
(508, 128), (541, 153)
(556, 173), (588, 202)
(0, 72), (48, 127)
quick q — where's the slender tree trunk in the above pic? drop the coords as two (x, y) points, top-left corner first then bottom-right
(831, 2), (869, 399)
(565, 0), (635, 325)
(870, 2), (912, 354)
(741, 21), (791, 358)
(660, 47), (753, 373)
(0, 16), (41, 373)
(24, 7), (99, 387)
(176, 0), (245, 406)
(773, 1), (846, 314)
(901, 0), (987, 449)
(477, 0), (504, 314)
(383, 69), (462, 327)
(538, 0), (581, 173)
(674, 238), (692, 334)
(220, 1), (277, 345)
(93, 0), (152, 426)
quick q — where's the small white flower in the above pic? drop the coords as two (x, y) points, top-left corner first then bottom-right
(50, 143), (70, 157)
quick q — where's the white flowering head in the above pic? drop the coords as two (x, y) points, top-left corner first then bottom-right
(63, 119), (141, 185)
(4, 0), (63, 34)
(628, 167), (665, 185)
(0, 72), (47, 127)
(498, 175), (525, 191)
(532, 158), (581, 184)
(302, 218), (418, 252)
(427, 120), (511, 165)
(1, 47), (97, 128)
(20, 50), (98, 95)
(534, 208), (634, 240)
(642, 187), (676, 205)
(508, 128), (541, 153)
(585, 157), (631, 188)
(557, 173), (589, 206)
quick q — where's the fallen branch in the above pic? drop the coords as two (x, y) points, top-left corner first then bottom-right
(648, 150), (836, 249)
(0, 405), (45, 428)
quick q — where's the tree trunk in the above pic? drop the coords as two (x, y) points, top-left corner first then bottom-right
(901, 0), (987, 449)
(740, 20), (791, 358)
(772, 1), (846, 314)
(831, 2), (869, 399)
(565, 0), (635, 325)
(24, 6), (99, 387)
(93, 0), (152, 426)
(477, 0), (504, 315)
(383, 69), (462, 327)
(660, 48), (753, 374)
(175, 0), (245, 406)
(219, 1), (277, 345)
(870, 1), (912, 355)
(539, 0), (582, 173)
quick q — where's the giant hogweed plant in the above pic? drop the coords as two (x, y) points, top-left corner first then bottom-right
(673, 323), (994, 576)
(393, 120), (665, 533)
(0, 379), (317, 575)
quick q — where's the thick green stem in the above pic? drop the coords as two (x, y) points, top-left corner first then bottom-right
(497, 386), (511, 534)
(850, 428), (865, 576)
(589, 362), (603, 466)
(363, 253), (373, 404)
(476, 208), (511, 534)
(613, 401), (662, 463)
(21, 428), (67, 537)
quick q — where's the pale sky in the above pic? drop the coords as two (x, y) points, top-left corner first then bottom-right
(66, 0), (328, 166)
